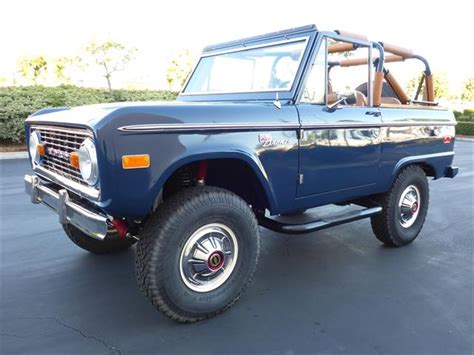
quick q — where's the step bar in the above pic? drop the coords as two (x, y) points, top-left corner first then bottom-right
(258, 205), (382, 235)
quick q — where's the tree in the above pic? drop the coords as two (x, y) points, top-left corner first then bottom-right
(461, 77), (474, 102)
(52, 56), (83, 84)
(86, 40), (136, 92)
(166, 50), (195, 91)
(406, 72), (450, 100)
(17, 55), (48, 84)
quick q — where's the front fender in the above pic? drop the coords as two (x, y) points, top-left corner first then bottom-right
(103, 130), (296, 219)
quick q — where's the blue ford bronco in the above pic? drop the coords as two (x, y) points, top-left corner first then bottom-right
(24, 25), (458, 322)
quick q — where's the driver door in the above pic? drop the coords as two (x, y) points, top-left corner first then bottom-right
(296, 35), (382, 202)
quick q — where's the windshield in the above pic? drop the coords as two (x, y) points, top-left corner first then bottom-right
(183, 39), (307, 95)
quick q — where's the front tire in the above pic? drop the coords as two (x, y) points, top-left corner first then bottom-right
(135, 186), (260, 323)
(371, 165), (429, 247)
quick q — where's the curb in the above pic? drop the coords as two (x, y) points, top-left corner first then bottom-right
(456, 137), (474, 142)
(0, 151), (29, 160)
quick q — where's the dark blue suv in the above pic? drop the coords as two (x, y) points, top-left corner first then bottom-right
(24, 25), (458, 322)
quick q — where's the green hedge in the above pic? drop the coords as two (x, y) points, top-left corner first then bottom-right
(456, 122), (474, 136)
(454, 109), (474, 122)
(0, 85), (178, 143)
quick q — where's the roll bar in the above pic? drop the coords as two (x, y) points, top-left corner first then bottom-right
(326, 34), (435, 105)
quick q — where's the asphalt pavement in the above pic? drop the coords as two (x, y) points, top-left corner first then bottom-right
(1, 141), (473, 354)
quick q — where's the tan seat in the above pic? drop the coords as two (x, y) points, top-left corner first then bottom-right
(327, 92), (338, 104)
(381, 97), (402, 105)
(354, 91), (367, 107)
(327, 91), (367, 106)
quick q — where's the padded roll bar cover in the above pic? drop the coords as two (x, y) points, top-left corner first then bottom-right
(335, 30), (368, 41)
(339, 55), (405, 68)
(424, 74), (435, 101)
(373, 71), (384, 107)
(328, 42), (354, 53)
(381, 42), (414, 58)
(384, 55), (405, 63)
(385, 71), (410, 104)
(340, 57), (370, 67)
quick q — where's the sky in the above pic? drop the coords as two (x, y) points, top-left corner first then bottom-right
(2, 0), (472, 93)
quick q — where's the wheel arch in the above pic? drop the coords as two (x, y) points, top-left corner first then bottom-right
(154, 152), (278, 213)
(392, 153), (452, 183)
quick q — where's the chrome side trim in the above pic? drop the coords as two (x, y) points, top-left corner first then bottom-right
(118, 122), (300, 133)
(303, 121), (456, 129)
(25, 175), (108, 240)
(118, 121), (456, 133)
(33, 165), (100, 200)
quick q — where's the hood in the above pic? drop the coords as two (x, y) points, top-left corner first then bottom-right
(25, 101), (186, 128)
(25, 100), (298, 135)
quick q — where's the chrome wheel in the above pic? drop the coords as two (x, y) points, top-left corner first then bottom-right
(398, 185), (421, 228)
(179, 223), (238, 292)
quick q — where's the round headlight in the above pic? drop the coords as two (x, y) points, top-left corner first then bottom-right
(78, 138), (99, 186)
(29, 131), (41, 165)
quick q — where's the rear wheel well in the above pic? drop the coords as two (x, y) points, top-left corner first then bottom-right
(162, 159), (270, 213)
(416, 163), (435, 177)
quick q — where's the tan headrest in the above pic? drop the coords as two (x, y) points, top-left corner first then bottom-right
(381, 97), (402, 105)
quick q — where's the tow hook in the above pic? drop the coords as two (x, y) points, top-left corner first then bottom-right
(111, 219), (140, 241)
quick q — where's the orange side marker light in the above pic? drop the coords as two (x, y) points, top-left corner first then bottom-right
(122, 154), (150, 170)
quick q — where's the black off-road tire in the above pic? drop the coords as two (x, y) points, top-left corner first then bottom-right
(63, 224), (136, 254)
(371, 165), (429, 247)
(135, 186), (260, 323)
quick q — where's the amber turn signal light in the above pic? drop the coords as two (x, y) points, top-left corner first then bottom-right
(122, 154), (150, 170)
(36, 144), (46, 156)
(69, 151), (80, 169)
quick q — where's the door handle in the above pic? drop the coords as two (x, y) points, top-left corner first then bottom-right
(365, 111), (381, 117)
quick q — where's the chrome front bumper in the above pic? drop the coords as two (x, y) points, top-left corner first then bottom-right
(24, 175), (108, 240)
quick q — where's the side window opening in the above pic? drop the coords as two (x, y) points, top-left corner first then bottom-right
(301, 39), (326, 104)
(327, 42), (372, 107)
(301, 36), (375, 108)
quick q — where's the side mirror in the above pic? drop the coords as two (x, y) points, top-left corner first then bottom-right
(325, 94), (347, 112)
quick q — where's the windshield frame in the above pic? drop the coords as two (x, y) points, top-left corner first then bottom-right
(181, 37), (309, 96)
(177, 29), (317, 102)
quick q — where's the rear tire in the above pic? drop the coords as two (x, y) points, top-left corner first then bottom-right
(135, 186), (260, 323)
(371, 165), (429, 247)
(63, 224), (136, 254)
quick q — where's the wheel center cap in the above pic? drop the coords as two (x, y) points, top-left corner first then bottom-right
(208, 251), (224, 271)
(411, 202), (418, 213)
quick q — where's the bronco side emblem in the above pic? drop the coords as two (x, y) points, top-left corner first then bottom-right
(258, 134), (290, 147)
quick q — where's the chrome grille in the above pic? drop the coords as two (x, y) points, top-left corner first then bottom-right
(32, 125), (94, 187)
